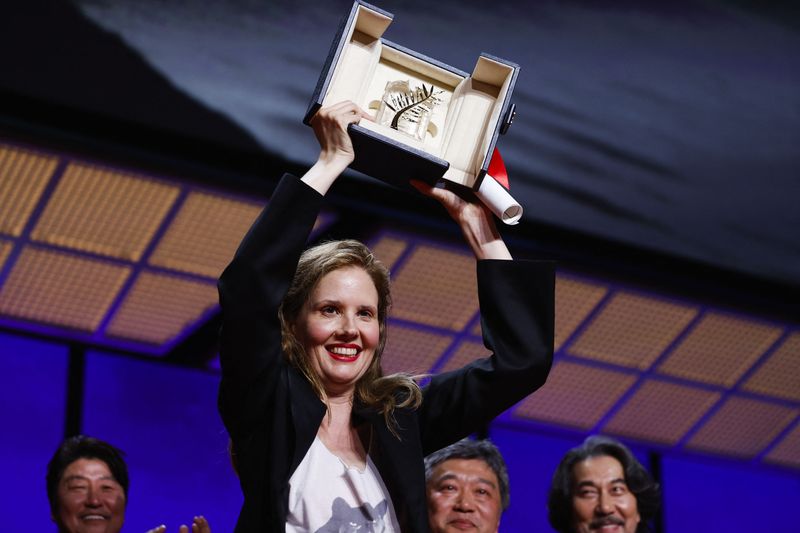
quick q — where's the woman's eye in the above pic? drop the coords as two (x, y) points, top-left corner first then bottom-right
(358, 309), (374, 318)
(321, 306), (337, 314)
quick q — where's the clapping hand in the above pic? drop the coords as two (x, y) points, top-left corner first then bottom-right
(146, 515), (210, 533)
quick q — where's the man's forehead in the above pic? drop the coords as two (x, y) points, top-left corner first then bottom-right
(571, 454), (626, 485)
(433, 458), (498, 484)
(61, 457), (116, 482)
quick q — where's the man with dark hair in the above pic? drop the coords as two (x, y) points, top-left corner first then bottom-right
(47, 435), (129, 533)
(47, 435), (211, 533)
(548, 435), (660, 533)
(424, 439), (509, 533)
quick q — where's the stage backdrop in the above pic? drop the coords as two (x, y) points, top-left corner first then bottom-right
(1, 0), (799, 288)
(2, 331), (799, 531)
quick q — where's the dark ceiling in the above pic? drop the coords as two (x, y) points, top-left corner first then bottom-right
(0, 0), (798, 471)
(1, 139), (798, 470)
(2, 0), (798, 291)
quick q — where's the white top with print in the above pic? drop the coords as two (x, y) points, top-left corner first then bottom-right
(286, 436), (400, 533)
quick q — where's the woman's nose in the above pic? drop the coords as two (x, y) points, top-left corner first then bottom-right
(337, 315), (357, 337)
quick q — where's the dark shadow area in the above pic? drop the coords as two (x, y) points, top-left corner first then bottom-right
(0, 0), (277, 177)
(1, 0), (798, 328)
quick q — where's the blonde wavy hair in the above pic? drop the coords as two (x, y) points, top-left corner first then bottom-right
(278, 239), (422, 436)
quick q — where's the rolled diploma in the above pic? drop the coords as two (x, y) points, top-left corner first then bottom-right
(475, 174), (523, 225)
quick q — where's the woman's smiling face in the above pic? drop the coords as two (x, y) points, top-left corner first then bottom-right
(294, 266), (380, 397)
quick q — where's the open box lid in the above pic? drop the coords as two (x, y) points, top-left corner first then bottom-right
(304, 1), (522, 223)
(305, 1), (394, 122)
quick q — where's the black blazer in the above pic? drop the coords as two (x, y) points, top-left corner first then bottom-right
(218, 174), (555, 532)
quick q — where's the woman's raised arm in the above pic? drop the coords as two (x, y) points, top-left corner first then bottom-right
(302, 101), (372, 195)
(218, 101), (369, 440)
(411, 180), (512, 261)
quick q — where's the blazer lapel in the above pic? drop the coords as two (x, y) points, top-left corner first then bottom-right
(356, 404), (428, 532)
(287, 367), (326, 474)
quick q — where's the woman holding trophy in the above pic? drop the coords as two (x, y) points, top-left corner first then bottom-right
(217, 101), (554, 532)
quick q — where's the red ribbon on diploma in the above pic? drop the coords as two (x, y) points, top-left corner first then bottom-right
(488, 148), (509, 190)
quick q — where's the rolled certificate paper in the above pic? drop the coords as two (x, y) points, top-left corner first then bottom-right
(475, 174), (523, 225)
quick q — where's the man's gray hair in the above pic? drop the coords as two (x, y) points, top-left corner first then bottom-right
(424, 438), (510, 510)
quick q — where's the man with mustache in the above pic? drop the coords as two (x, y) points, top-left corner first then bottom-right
(425, 439), (509, 533)
(548, 436), (660, 533)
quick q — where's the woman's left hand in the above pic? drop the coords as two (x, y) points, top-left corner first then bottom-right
(411, 180), (512, 260)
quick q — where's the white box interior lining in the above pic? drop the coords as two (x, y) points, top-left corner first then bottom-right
(320, 5), (514, 187)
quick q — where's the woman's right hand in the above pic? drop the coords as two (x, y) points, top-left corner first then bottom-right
(303, 101), (372, 195)
(311, 101), (372, 169)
